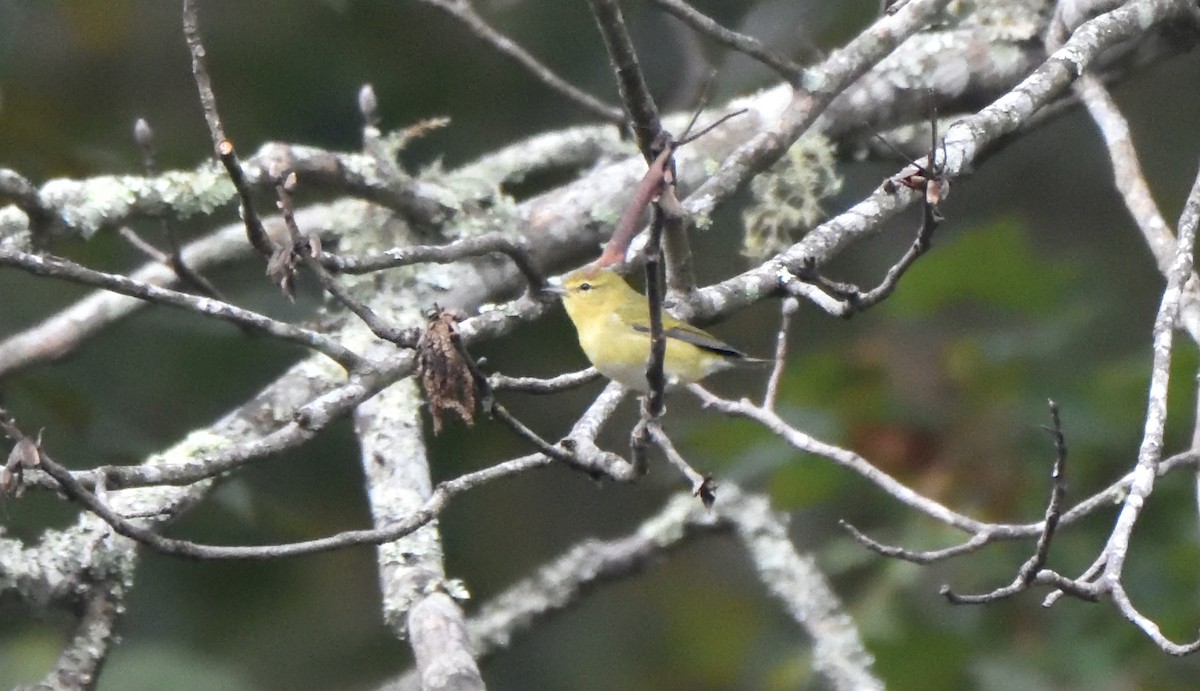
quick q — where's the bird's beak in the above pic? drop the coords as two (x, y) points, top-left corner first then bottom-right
(543, 279), (566, 296)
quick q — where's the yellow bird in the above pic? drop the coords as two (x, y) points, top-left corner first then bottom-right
(554, 267), (768, 392)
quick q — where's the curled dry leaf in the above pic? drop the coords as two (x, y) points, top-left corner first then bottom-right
(266, 244), (298, 301)
(925, 177), (950, 208)
(2, 434), (41, 496)
(417, 309), (477, 435)
(885, 163), (950, 214)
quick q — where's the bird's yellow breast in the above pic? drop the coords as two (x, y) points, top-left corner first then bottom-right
(558, 268), (746, 391)
(573, 309), (728, 391)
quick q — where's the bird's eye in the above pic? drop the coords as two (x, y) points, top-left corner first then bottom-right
(578, 282), (592, 291)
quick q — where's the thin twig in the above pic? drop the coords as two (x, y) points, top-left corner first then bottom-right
(33, 436), (546, 560)
(691, 386), (993, 533)
(941, 401), (1070, 604)
(763, 297), (798, 410)
(275, 172), (417, 345)
(117, 226), (171, 262)
(1075, 74), (1176, 277)
(181, 0), (224, 144)
(131, 117), (225, 300)
(416, 0), (622, 124)
(459, 334), (637, 481)
(794, 203), (939, 315)
(182, 0), (275, 257)
(791, 105), (945, 315)
(16, 373), (637, 560)
(489, 369), (601, 393)
(840, 522), (996, 564)
(1029, 401), (1070, 576)
(642, 207), (669, 417)
(0, 247), (365, 370)
(842, 448), (1200, 566)
(647, 0), (803, 82)
(1044, 555), (1107, 607)
(645, 421), (716, 506)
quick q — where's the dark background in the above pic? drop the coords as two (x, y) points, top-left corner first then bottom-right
(3, 1), (1200, 689)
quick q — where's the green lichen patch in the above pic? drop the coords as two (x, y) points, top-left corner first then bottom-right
(741, 134), (842, 261)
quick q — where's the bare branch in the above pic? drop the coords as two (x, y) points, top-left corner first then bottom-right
(30, 432), (545, 560)
(1075, 75), (1177, 277)
(587, 0), (663, 157)
(321, 231), (547, 293)
(37, 580), (124, 690)
(691, 0), (1197, 325)
(841, 522), (997, 565)
(468, 346), (639, 482)
(694, 389), (1200, 570)
(1077, 72), (1200, 349)
(13, 365), (635, 561)
(791, 198), (940, 317)
(0, 247), (366, 370)
(0, 205), (351, 378)
(181, 0), (225, 146)
(724, 488), (883, 691)
(488, 368), (600, 393)
(382, 487), (878, 691)
(644, 420), (715, 505)
(681, 0), (950, 217)
(691, 387), (995, 533)
(0, 167), (54, 238)
(356, 364), (483, 687)
(641, 208), (669, 416)
(1106, 156), (1200, 540)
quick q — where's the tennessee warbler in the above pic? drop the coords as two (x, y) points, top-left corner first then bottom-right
(554, 267), (768, 391)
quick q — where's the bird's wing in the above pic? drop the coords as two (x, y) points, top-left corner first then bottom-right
(630, 322), (747, 358)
